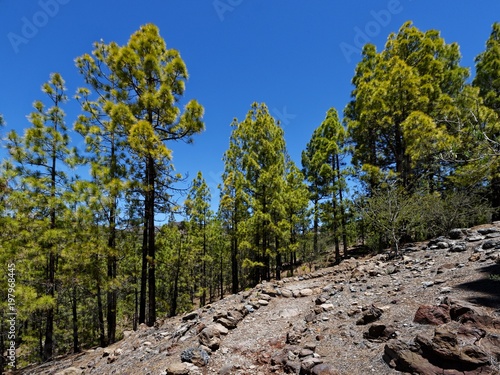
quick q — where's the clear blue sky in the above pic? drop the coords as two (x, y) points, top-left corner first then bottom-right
(1, 0), (499, 208)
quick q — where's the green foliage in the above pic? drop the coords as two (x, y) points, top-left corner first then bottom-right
(356, 180), (420, 254)
(345, 21), (469, 191)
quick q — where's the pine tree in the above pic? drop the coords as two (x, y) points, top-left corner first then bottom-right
(473, 22), (500, 217)
(74, 79), (131, 345)
(303, 108), (349, 263)
(282, 159), (309, 276)
(221, 103), (287, 285)
(76, 24), (204, 326)
(345, 21), (469, 192)
(185, 172), (213, 307)
(6, 73), (75, 360)
(220, 119), (249, 293)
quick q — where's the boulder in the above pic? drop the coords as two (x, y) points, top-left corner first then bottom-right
(310, 363), (340, 375)
(166, 362), (190, 375)
(261, 284), (279, 297)
(413, 304), (451, 325)
(217, 317), (238, 330)
(450, 242), (467, 252)
(363, 324), (397, 342)
(182, 311), (199, 321)
(300, 288), (314, 297)
(416, 325), (490, 366)
(198, 326), (221, 351)
(482, 239), (500, 249)
(301, 357), (323, 372)
(477, 227), (499, 235)
(180, 347), (210, 367)
(449, 228), (466, 239)
(356, 305), (383, 325)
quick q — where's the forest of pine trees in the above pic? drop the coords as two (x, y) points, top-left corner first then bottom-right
(1, 21), (499, 370)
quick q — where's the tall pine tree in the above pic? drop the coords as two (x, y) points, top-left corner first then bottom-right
(76, 24), (204, 326)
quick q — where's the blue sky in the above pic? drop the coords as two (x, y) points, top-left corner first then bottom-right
(1, 0), (499, 208)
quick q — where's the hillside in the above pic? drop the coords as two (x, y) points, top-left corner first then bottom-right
(17, 224), (500, 375)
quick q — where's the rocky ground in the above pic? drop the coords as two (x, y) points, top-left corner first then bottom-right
(16, 224), (500, 375)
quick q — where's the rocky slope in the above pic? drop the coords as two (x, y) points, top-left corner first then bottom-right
(17, 224), (500, 375)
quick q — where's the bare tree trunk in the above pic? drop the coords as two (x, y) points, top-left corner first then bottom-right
(72, 286), (80, 353)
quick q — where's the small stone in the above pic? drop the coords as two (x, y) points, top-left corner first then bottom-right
(212, 323), (229, 335)
(166, 362), (190, 375)
(258, 293), (272, 301)
(450, 243), (467, 252)
(449, 228), (465, 239)
(469, 253), (481, 262)
(300, 288), (313, 297)
(303, 342), (317, 351)
(311, 363), (338, 375)
(217, 317), (237, 330)
(321, 303), (334, 311)
(305, 312), (316, 323)
(356, 305), (383, 325)
(315, 296), (328, 305)
(182, 311), (199, 321)
(467, 235), (484, 242)
(478, 227), (499, 235)
(437, 241), (449, 249)
(299, 348), (314, 357)
(181, 347), (210, 367)
(198, 327), (221, 351)
(281, 289), (293, 298)
(482, 240), (500, 249)
(258, 299), (269, 306)
(301, 357), (323, 372)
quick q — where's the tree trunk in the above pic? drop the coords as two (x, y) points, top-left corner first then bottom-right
(275, 251), (282, 281)
(106, 254), (117, 343)
(139, 183), (148, 324)
(107, 138), (118, 343)
(169, 238), (182, 317)
(313, 198), (319, 254)
(96, 275), (106, 347)
(336, 153), (348, 258)
(220, 242), (224, 300)
(231, 217), (239, 294)
(147, 156), (156, 326)
(43, 138), (58, 361)
(72, 285), (80, 353)
(200, 226), (207, 307)
(43, 255), (55, 361)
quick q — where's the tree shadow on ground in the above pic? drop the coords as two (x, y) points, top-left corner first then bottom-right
(454, 263), (500, 310)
